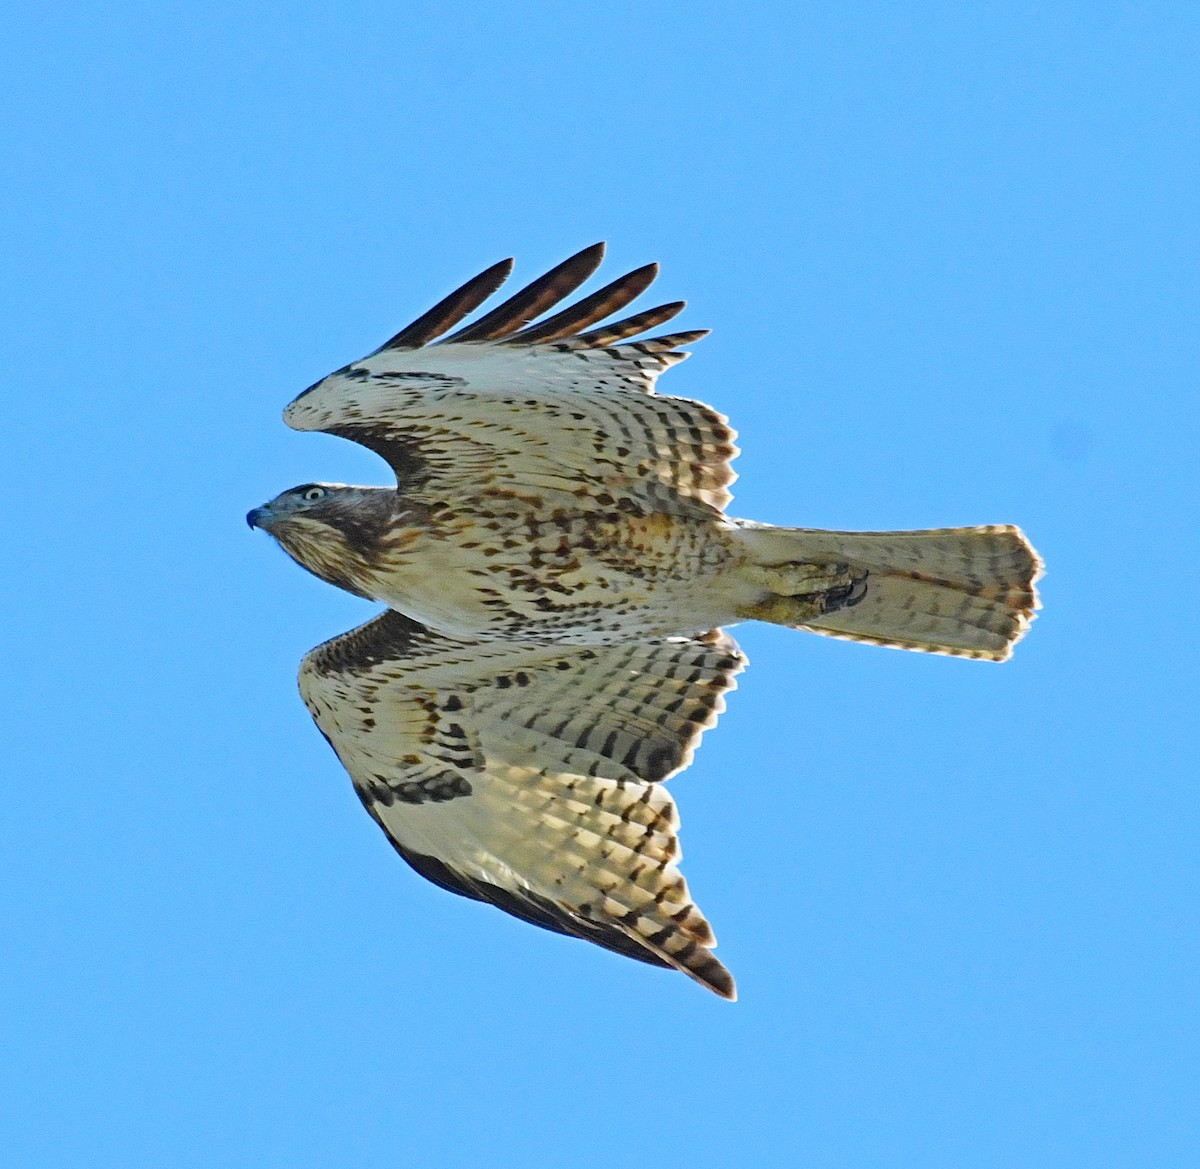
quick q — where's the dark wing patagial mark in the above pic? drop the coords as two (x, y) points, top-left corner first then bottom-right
(340, 431), (427, 491)
(444, 242), (607, 343)
(376, 257), (515, 351)
(304, 608), (431, 673)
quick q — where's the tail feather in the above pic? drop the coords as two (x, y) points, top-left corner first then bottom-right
(737, 524), (1042, 661)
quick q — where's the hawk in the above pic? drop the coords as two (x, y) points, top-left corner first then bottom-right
(248, 244), (1041, 999)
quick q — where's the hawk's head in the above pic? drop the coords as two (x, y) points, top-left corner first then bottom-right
(247, 483), (397, 597)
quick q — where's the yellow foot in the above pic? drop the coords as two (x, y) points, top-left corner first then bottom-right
(742, 561), (860, 596)
(735, 564), (870, 626)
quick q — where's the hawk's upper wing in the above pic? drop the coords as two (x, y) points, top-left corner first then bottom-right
(298, 609), (746, 999)
(284, 244), (738, 516)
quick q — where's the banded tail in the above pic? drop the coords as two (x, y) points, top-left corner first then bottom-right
(735, 524), (1042, 661)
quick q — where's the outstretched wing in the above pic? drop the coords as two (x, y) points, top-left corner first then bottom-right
(284, 244), (738, 516)
(298, 609), (746, 999)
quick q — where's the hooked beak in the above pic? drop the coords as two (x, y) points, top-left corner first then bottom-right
(246, 506), (271, 530)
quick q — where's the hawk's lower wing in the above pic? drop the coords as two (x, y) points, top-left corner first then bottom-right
(298, 611), (745, 999)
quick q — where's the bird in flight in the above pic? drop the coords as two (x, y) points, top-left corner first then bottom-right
(248, 243), (1041, 1000)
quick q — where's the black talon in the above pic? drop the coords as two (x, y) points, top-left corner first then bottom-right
(822, 572), (870, 613)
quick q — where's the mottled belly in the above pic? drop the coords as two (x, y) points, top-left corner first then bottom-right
(365, 510), (737, 642)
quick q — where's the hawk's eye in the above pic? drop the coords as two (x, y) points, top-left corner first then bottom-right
(302, 486), (327, 503)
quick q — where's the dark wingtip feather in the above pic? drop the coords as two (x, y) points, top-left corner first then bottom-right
(376, 257), (514, 351)
(508, 262), (660, 346)
(639, 328), (710, 350)
(708, 965), (738, 1001)
(575, 302), (687, 347)
(444, 243), (607, 343)
(373, 245), (705, 356)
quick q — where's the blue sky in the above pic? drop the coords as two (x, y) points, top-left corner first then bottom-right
(3, 3), (1197, 1166)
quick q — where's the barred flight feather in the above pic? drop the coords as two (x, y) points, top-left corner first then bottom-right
(446, 242), (605, 342)
(299, 610), (744, 999)
(377, 257), (515, 351)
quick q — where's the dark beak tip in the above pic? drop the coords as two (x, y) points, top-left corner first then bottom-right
(246, 508), (264, 530)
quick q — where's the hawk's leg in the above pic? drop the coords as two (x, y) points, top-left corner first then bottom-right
(735, 562), (869, 625)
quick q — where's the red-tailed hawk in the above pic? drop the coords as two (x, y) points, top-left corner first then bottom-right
(249, 244), (1042, 999)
